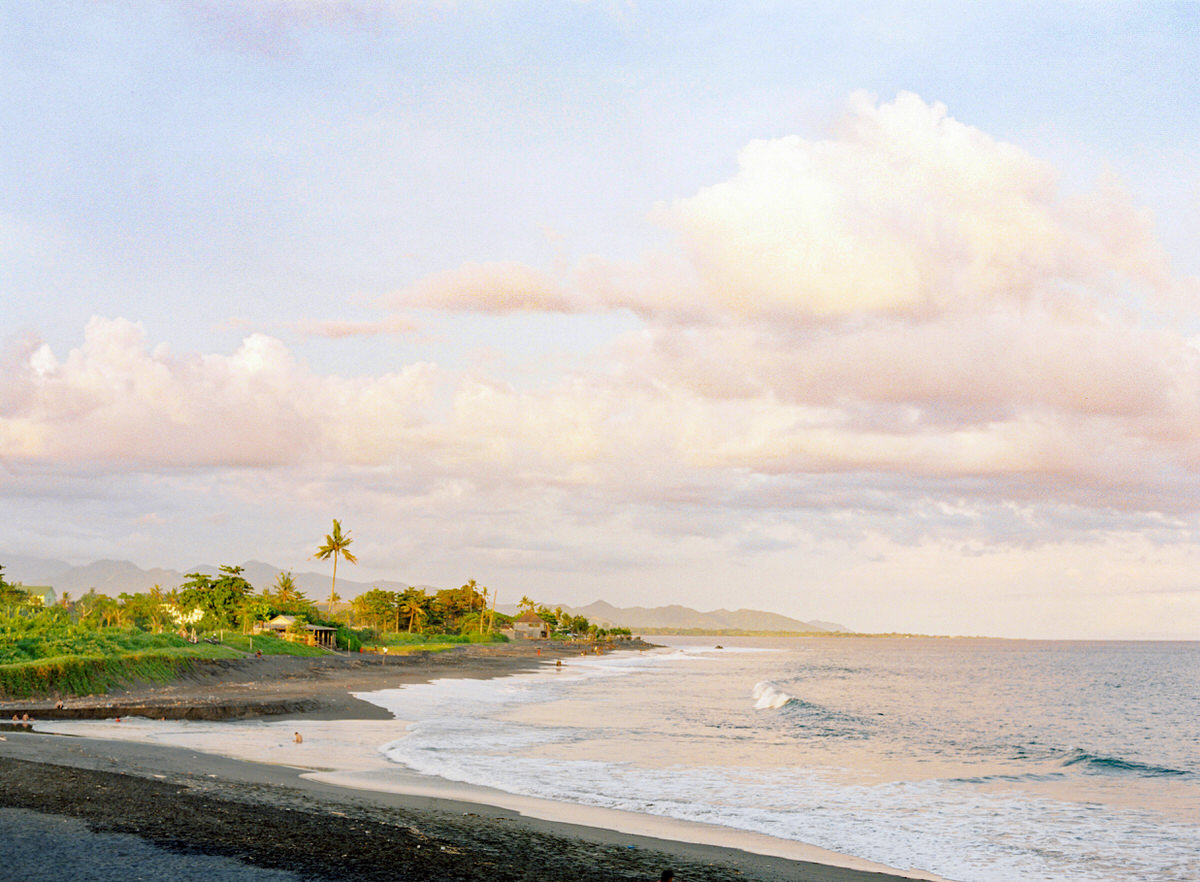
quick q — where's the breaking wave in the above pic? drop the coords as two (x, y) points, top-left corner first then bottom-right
(752, 680), (795, 709)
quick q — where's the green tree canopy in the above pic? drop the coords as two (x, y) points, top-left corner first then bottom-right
(177, 565), (255, 630)
(399, 589), (429, 633)
(352, 588), (400, 631)
(263, 571), (315, 617)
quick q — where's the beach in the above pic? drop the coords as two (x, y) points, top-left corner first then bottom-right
(0, 644), (923, 882)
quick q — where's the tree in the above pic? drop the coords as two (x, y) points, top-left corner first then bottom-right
(477, 584), (490, 634)
(399, 590), (428, 633)
(118, 588), (169, 632)
(178, 565), (255, 630)
(0, 567), (32, 608)
(272, 571), (304, 605)
(265, 571), (315, 618)
(314, 519), (358, 616)
(433, 581), (487, 634)
(75, 590), (112, 626)
(536, 604), (559, 628)
(352, 588), (398, 632)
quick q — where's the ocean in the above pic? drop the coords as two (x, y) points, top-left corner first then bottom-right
(360, 637), (1199, 882)
(33, 637), (1200, 881)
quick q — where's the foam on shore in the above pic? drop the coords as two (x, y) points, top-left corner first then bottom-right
(31, 713), (946, 882)
(309, 764), (949, 881)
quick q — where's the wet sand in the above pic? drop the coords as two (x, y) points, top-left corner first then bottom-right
(0, 645), (935, 882)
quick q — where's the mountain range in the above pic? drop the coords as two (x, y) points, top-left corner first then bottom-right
(554, 600), (847, 633)
(0, 554), (403, 604)
(1, 554), (847, 633)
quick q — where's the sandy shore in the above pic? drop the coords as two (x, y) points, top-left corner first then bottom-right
(0, 645), (935, 882)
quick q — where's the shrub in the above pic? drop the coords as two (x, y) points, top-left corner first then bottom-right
(336, 625), (365, 652)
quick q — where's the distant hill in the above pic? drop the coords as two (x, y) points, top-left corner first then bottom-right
(0, 554), (405, 601)
(1, 554), (848, 632)
(0, 554), (73, 585)
(569, 600), (847, 633)
(494, 599), (848, 633)
(55, 559), (189, 598)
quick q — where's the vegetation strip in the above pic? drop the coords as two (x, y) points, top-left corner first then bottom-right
(1, 548), (626, 699)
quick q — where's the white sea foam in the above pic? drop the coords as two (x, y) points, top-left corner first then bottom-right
(30, 639), (1200, 882)
(356, 637), (1200, 882)
(751, 680), (794, 709)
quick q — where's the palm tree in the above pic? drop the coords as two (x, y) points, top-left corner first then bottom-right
(399, 591), (427, 633)
(272, 570), (307, 606)
(314, 519), (358, 617)
(147, 584), (167, 632)
(477, 584), (489, 634)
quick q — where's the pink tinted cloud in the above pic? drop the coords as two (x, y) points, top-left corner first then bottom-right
(0, 317), (437, 468)
(291, 315), (418, 338)
(398, 93), (1187, 332)
(395, 261), (581, 314)
(9, 92), (1200, 524)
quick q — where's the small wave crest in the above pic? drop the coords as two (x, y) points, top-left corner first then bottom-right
(751, 680), (795, 710)
(1060, 749), (1191, 778)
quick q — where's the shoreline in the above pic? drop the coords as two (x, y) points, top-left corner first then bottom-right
(1, 642), (586, 722)
(0, 644), (944, 882)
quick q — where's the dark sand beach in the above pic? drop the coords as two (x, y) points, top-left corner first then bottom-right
(0, 645), (925, 882)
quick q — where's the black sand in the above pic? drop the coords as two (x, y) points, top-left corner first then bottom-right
(0, 646), (925, 882)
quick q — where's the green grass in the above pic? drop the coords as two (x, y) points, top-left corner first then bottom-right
(0, 650), (203, 699)
(365, 642), (460, 655)
(220, 632), (329, 656)
(371, 631), (507, 647)
(0, 611), (513, 699)
(0, 623), (338, 699)
(0, 622), (195, 665)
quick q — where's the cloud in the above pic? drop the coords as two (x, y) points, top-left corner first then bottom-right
(370, 92), (1200, 517)
(400, 91), (1193, 331)
(657, 91), (1178, 322)
(9, 93), (1200, 555)
(0, 317), (437, 468)
(291, 315), (418, 338)
(395, 261), (581, 314)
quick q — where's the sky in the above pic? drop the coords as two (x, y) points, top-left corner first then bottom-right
(3, 1), (1200, 639)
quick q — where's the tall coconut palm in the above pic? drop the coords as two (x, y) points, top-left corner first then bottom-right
(400, 595), (426, 633)
(314, 519), (358, 618)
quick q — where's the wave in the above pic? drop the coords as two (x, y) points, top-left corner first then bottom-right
(751, 680), (795, 709)
(1059, 749), (1192, 778)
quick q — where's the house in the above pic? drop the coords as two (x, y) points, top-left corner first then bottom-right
(503, 611), (551, 640)
(254, 614), (338, 649)
(16, 585), (56, 607)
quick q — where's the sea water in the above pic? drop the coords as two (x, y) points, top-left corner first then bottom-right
(359, 637), (1199, 882)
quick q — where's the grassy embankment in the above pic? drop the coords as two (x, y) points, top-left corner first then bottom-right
(0, 621), (506, 699)
(0, 623), (327, 700)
